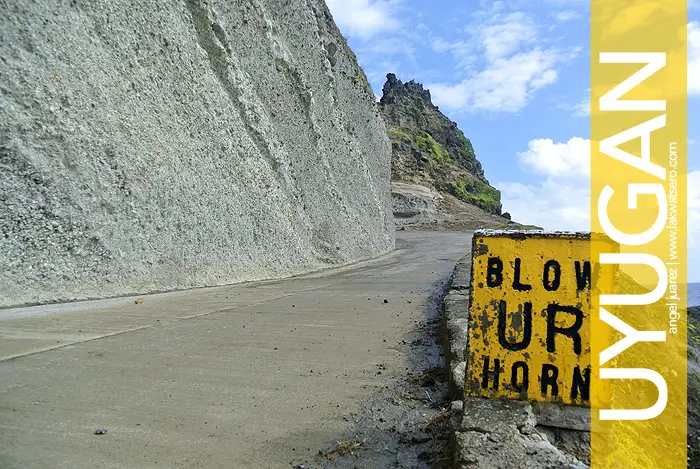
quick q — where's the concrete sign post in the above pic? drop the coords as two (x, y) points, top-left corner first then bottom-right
(465, 230), (616, 407)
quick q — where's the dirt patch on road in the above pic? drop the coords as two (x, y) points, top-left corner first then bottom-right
(289, 274), (455, 469)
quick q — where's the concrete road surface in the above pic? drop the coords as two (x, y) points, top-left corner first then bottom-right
(0, 231), (472, 469)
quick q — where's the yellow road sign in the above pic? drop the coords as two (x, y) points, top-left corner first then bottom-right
(465, 230), (616, 406)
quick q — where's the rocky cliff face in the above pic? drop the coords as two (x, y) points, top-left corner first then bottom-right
(379, 73), (502, 216)
(0, 0), (395, 307)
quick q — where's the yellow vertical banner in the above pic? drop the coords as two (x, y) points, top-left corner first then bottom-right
(591, 1), (687, 468)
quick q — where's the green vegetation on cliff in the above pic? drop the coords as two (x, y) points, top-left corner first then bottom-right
(388, 128), (411, 143)
(379, 73), (503, 216)
(449, 176), (501, 214)
(415, 132), (450, 164)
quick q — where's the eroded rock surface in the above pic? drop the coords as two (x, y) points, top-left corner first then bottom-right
(392, 182), (442, 227)
(379, 74), (540, 231)
(380, 74), (493, 212)
(0, 0), (394, 307)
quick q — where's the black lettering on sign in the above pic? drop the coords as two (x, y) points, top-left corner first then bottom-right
(540, 363), (559, 398)
(481, 356), (501, 390)
(511, 361), (529, 393)
(497, 301), (532, 351)
(546, 304), (583, 355)
(575, 261), (591, 291)
(512, 258), (532, 291)
(571, 366), (591, 401)
(487, 257), (503, 287)
(543, 260), (561, 291)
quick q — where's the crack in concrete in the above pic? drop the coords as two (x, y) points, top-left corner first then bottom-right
(0, 284), (332, 363)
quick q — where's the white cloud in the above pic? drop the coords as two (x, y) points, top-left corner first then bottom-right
(325, 0), (400, 40)
(430, 39), (475, 70)
(497, 179), (590, 230)
(497, 136), (590, 230)
(355, 36), (416, 62)
(545, 23), (700, 100)
(430, 38), (451, 53)
(426, 11), (575, 113)
(328, 1), (581, 113)
(429, 47), (561, 113)
(558, 88), (590, 117)
(426, 83), (470, 109)
(479, 12), (538, 61)
(570, 97), (590, 117)
(517, 137), (590, 177)
(474, 0), (506, 19)
(554, 11), (581, 22)
(499, 139), (700, 280)
(325, 0), (417, 93)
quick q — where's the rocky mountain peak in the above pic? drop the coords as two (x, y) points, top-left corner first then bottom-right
(380, 73), (433, 106)
(378, 73), (503, 216)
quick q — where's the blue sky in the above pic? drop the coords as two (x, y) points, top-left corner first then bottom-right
(326, 0), (700, 281)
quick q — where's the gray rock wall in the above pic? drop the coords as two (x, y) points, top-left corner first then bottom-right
(391, 182), (442, 227)
(0, 0), (395, 307)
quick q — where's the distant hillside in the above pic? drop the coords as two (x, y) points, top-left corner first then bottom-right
(379, 73), (501, 215)
(378, 73), (539, 231)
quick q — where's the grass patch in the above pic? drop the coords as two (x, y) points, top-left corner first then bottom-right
(388, 128), (412, 143)
(415, 132), (450, 163)
(449, 175), (502, 214)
